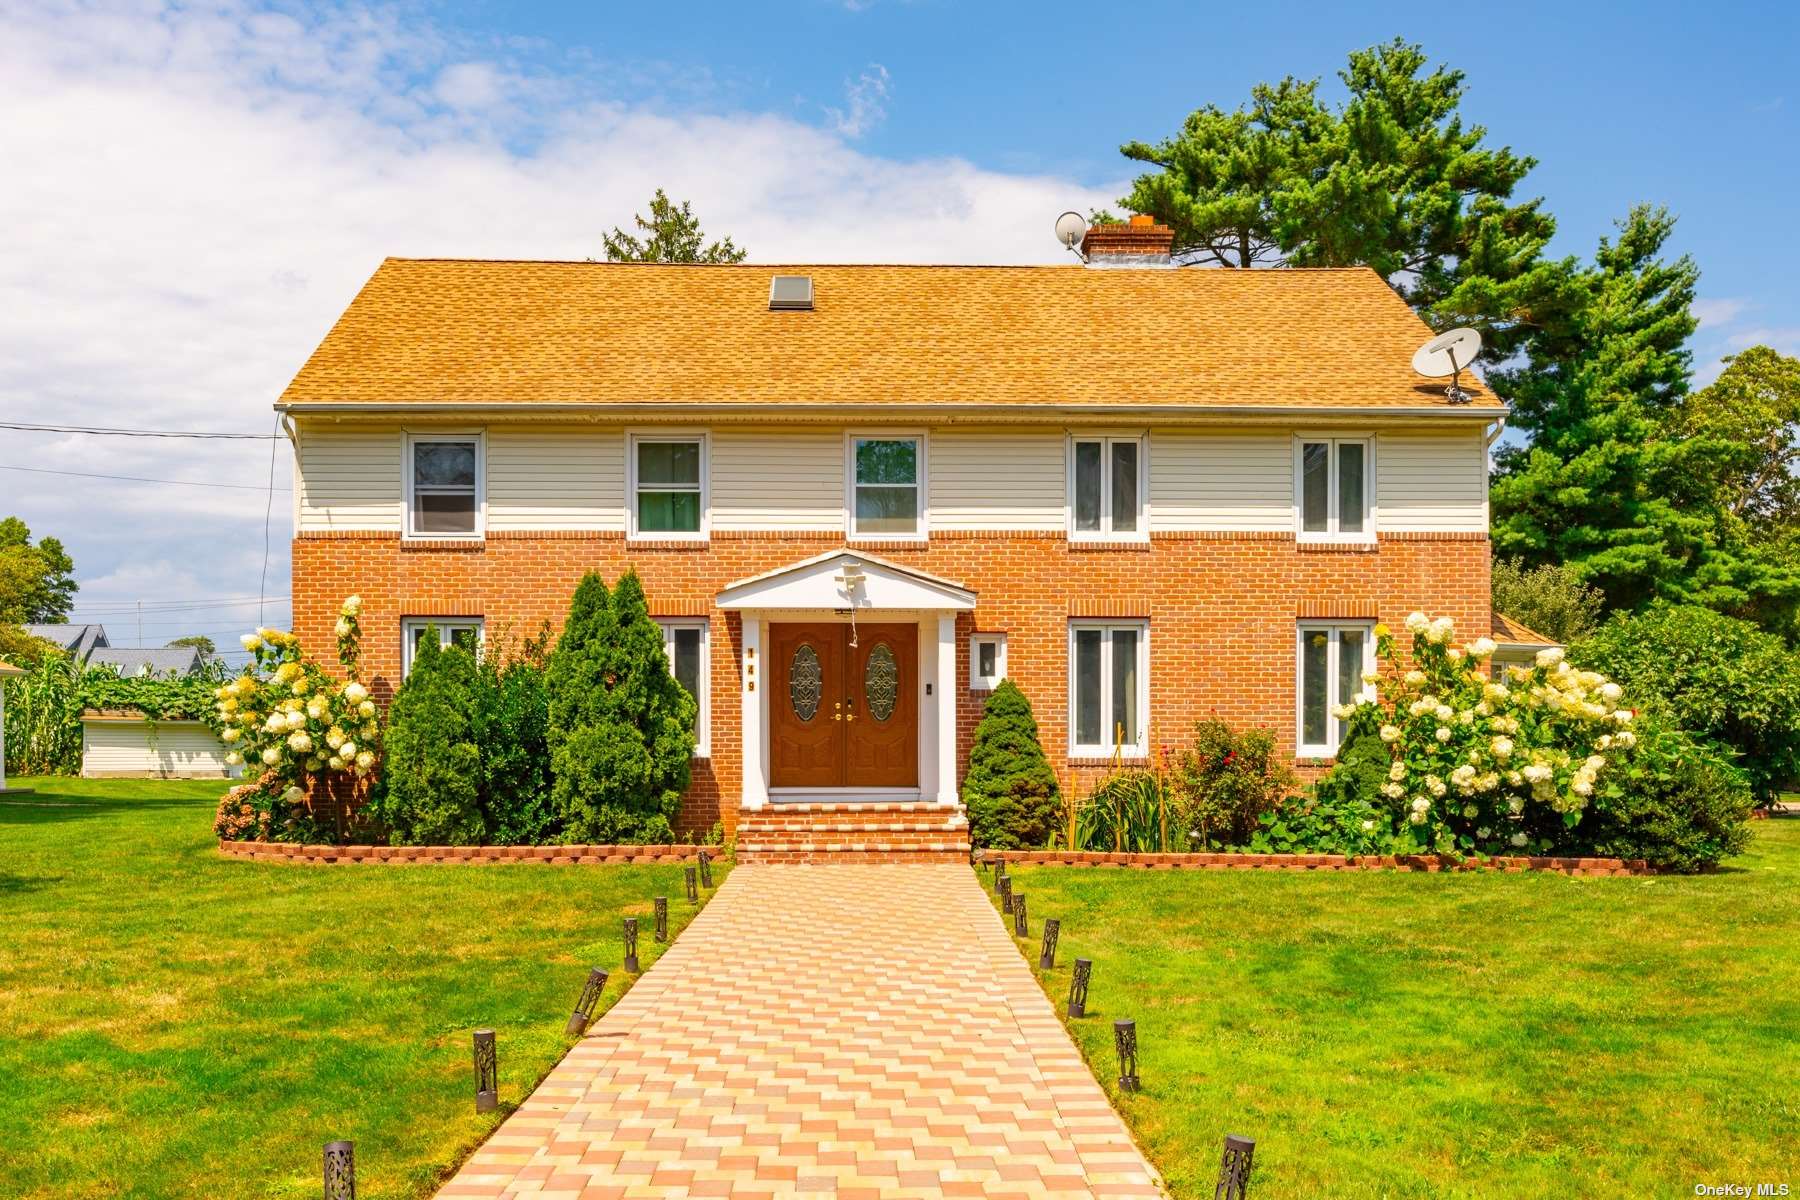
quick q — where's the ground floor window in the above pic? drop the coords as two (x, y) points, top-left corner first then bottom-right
(970, 632), (1006, 690)
(657, 619), (710, 756)
(1069, 620), (1148, 758)
(401, 617), (484, 677)
(1297, 622), (1374, 756)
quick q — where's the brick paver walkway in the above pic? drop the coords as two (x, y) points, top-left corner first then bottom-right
(439, 863), (1163, 1198)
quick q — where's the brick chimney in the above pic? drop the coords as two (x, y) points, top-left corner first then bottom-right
(1080, 213), (1174, 267)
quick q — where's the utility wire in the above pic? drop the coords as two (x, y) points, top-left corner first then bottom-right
(0, 420), (279, 439)
(0, 463), (290, 491)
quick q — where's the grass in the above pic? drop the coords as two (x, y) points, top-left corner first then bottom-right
(994, 820), (1800, 1198)
(0, 776), (722, 1199)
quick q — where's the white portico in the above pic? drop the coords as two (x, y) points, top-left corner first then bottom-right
(715, 550), (976, 808)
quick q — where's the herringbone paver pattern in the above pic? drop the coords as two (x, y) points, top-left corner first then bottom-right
(438, 864), (1163, 1198)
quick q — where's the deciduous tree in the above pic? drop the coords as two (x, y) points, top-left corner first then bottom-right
(0, 517), (77, 624)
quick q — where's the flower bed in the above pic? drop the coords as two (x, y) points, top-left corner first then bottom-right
(979, 848), (1657, 876)
(218, 840), (711, 865)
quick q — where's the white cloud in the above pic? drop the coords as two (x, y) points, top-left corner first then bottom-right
(826, 63), (891, 138)
(1691, 297), (1748, 329)
(0, 2), (1119, 636)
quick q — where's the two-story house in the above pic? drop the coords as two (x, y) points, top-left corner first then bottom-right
(278, 217), (1500, 846)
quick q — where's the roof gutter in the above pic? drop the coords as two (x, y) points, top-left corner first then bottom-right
(275, 400), (1509, 422)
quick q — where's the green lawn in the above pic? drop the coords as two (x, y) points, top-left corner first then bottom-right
(995, 821), (1800, 1198)
(0, 777), (721, 1199)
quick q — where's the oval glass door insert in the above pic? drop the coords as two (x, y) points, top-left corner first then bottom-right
(865, 643), (899, 721)
(790, 643), (822, 721)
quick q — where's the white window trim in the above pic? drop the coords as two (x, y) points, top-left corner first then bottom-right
(400, 617), (485, 677)
(1066, 432), (1150, 542)
(845, 430), (928, 541)
(627, 430), (710, 542)
(657, 618), (711, 757)
(403, 431), (486, 541)
(1295, 621), (1376, 757)
(970, 632), (1007, 691)
(1293, 433), (1376, 543)
(1067, 619), (1151, 759)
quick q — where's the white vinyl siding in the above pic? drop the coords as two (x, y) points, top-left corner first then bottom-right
(296, 424), (403, 532)
(1149, 430), (1294, 532)
(487, 427), (624, 532)
(710, 427), (843, 531)
(931, 428), (1064, 531)
(1376, 429), (1489, 533)
(81, 718), (237, 779)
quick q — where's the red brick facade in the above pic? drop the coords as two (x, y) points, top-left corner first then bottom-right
(294, 528), (1490, 836)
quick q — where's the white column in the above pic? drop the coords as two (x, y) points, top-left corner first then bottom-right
(936, 615), (957, 807)
(740, 616), (766, 808)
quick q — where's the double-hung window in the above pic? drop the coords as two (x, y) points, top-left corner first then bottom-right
(656, 619), (710, 756)
(401, 618), (484, 677)
(1070, 435), (1145, 539)
(849, 435), (923, 538)
(407, 434), (482, 538)
(1297, 622), (1374, 756)
(1069, 621), (1149, 757)
(1297, 436), (1372, 541)
(631, 435), (706, 538)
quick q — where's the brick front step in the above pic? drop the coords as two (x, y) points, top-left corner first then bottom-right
(736, 802), (972, 864)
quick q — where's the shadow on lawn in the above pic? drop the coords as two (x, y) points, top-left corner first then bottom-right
(0, 794), (211, 827)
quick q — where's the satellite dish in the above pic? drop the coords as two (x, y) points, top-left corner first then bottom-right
(1054, 211), (1088, 255)
(1411, 327), (1482, 404)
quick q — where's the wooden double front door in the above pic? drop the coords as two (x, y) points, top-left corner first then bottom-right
(768, 622), (918, 789)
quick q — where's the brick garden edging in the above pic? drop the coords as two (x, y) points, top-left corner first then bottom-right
(979, 849), (1657, 876)
(218, 840), (710, 865)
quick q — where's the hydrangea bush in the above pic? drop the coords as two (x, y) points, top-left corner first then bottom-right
(213, 596), (382, 788)
(1350, 611), (1637, 857)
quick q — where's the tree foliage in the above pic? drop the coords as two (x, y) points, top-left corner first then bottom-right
(0, 516), (77, 624)
(473, 627), (555, 844)
(602, 188), (747, 264)
(545, 570), (695, 842)
(167, 635), (216, 657)
(962, 680), (1060, 849)
(374, 632), (485, 845)
(1491, 559), (1606, 645)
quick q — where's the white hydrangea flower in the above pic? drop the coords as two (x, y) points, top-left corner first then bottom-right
(1535, 646), (1564, 668)
(1614, 730), (1636, 749)
(328, 756), (345, 770)
(263, 713), (286, 734)
(1404, 669), (1427, 686)
(1614, 709), (1634, 726)
(1426, 775), (1447, 797)
(1600, 681), (1623, 703)
(1361, 819), (1376, 833)
(1470, 637), (1496, 658)
(1477, 825), (1491, 838)
(1382, 782), (1405, 799)
(341, 595), (362, 615)
(343, 682), (369, 705)
(354, 750), (376, 770)
(1491, 736), (1514, 760)
(1362, 670), (1382, 686)
(1405, 611), (1429, 633)
(338, 741), (357, 760)
(1510, 832), (1529, 848)
(284, 710), (306, 731)
(1522, 764), (1552, 783)
(1435, 726), (1452, 743)
(291, 679), (310, 696)
(325, 727), (345, 750)
(358, 700), (377, 718)
(261, 747), (281, 766)
(240, 632), (261, 651)
(1462, 804), (1479, 819)
(1426, 616), (1455, 644)
(1332, 703), (1354, 720)
(1447, 647), (1465, 662)
(1411, 796), (1430, 813)
(1388, 760), (1406, 781)
(334, 618), (353, 639)
(1508, 796), (1526, 813)
(1451, 765), (1477, 789)
(224, 751), (243, 766)
(221, 727), (240, 743)
(287, 731), (312, 753)
(1380, 724), (1401, 743)
(1434, 704), (1453, 721)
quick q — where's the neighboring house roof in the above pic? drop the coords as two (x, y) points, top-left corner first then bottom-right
(278, 259), (1503, 415)
(1492, 611), (1560, 651)
(23, 623), (109, 659)
(89, 646), (203, 676)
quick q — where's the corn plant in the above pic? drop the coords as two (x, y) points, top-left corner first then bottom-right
(3, 655), (86, 775)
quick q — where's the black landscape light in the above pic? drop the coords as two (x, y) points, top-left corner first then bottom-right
(1216, 1134), (1255, 1198)
(623, 917), (640, 972)
(997, 874), (1013, 913)
(654, 896), (668, 943)
(994, 859), (1008, 890)
(698, 850), (713, 889)
(566, 967), (607, 1036)
(1013, 892), (1028, 938)
(323, 1140), (355, 1199)
(1068, 958), (1092, 1018)
(1039, 918), (1060, 970)
(473, 1029), (498, 1113)
(1113, 1019), (1139, 1093)
(685, 866), (699, 904)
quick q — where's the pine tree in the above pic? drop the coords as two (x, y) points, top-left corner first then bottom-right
(961, 680), (1061, 850)
(602, 189), (747, 264)
(374, 631), (486, 845)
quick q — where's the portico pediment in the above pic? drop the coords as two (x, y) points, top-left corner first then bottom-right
(714, 550), (976, 612)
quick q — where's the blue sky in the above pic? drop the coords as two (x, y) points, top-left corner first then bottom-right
(0, 0), (1793, 657)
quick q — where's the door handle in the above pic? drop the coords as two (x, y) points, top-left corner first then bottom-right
(834, 700), (843, 722)
(844, 698), (856, 722)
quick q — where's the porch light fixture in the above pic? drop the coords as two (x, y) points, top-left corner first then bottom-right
(473, 1029), (498, 1113)
(654, 896), (668, 943)
(1039, 918), (1060, 970)
(323, 1140), (356, 1200)
(1113, 1019), (1140, 1093)
(623, 917), (640, 973)
(1013, 892), (1029, 938)
(698, 850), (713, 890)
(1216, 1134), (1256, 1199)
(565, 967), (608, 1036)
(685, 866), (699, 904)
(1068, 958), (1092, 1018)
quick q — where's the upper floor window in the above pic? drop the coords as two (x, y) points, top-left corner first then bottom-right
(1296, 436), (1372, 541)
(406, 434), (482, 538)
(1070, 435), (1145, 539)
(657, 618), (710, 756)
(401, 617), (484, 677)
(1069, 620), (1149, 758)
(631, 434), (707, 539)
(1297, 622), (1373, 756)
(849, 435), (923, 538)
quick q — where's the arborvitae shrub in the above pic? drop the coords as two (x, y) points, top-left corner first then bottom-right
(373, 632), (485, 845)
(962, 680), (1060, 849)
(472, 631), (555, 844)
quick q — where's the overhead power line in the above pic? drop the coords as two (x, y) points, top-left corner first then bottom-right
(0, 463), (290, 491)
(0, 420), (279, 440)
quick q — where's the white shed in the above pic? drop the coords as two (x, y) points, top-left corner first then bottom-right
(80, 709), (240, 779)
(0, 659), (24, 793)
